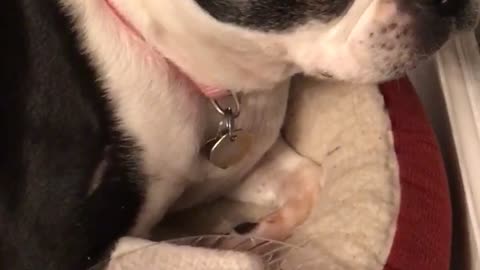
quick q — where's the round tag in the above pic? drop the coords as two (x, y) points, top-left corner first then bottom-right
(206, 130), (253, 169)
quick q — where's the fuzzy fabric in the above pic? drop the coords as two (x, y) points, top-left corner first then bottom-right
(280, 77), (401, 270)
(104, 77), (450, 270)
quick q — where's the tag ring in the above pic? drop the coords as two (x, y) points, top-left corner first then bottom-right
(223, 109), (235, 138)
(210, 91), (241, 118)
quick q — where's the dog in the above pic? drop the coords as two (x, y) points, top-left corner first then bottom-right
(0, 0), (477, 269)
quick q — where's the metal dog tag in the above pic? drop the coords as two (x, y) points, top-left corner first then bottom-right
(205, 130), (253, 169)
(203, 91), (253, 169)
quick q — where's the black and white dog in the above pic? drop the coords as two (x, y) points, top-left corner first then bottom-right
(0, 0), (477, 269)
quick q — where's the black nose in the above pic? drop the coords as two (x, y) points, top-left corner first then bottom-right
(437, 0), (464, 17)
(422, 0), (467, 18)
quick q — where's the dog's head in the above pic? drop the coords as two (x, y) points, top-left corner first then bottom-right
(111, 0), (479, 91)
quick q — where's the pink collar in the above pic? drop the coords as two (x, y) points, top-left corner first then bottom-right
(104, 0), (228, 98)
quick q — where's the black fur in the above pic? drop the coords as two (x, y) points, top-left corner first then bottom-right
(195, 0), (353, 31)
(196, 0), (475, 32)
(0, 0), (144, 269)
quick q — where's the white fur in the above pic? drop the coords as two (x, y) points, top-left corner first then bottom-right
(62, 0), (429, 95)
(128, 0), (425, 84)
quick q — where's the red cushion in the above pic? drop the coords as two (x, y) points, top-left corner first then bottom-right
(380, 78), (451, 270)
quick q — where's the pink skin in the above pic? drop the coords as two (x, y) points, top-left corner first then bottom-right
(232, 163), (321, 242)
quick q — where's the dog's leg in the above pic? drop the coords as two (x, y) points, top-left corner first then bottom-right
(227, 138), (323, 241)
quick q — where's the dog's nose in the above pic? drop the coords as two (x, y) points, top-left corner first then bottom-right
(437, 0), (464, 17)
(430, 0), (478, 29)
(420, 0), (466, 18)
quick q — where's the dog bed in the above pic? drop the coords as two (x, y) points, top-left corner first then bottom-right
(103, 77), (451, 270)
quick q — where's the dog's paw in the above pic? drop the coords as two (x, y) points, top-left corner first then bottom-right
(233, 210), (293, 241)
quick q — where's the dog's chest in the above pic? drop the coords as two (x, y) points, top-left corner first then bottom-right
(104, 60), (289, 224)
(96, 41), (289, 202)
(78, 10), (289, 233)
(96, 51), (289, 233)
(110, 72), (289, 183)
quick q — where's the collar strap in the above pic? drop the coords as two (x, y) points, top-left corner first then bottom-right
(104, 0), (229, 98)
